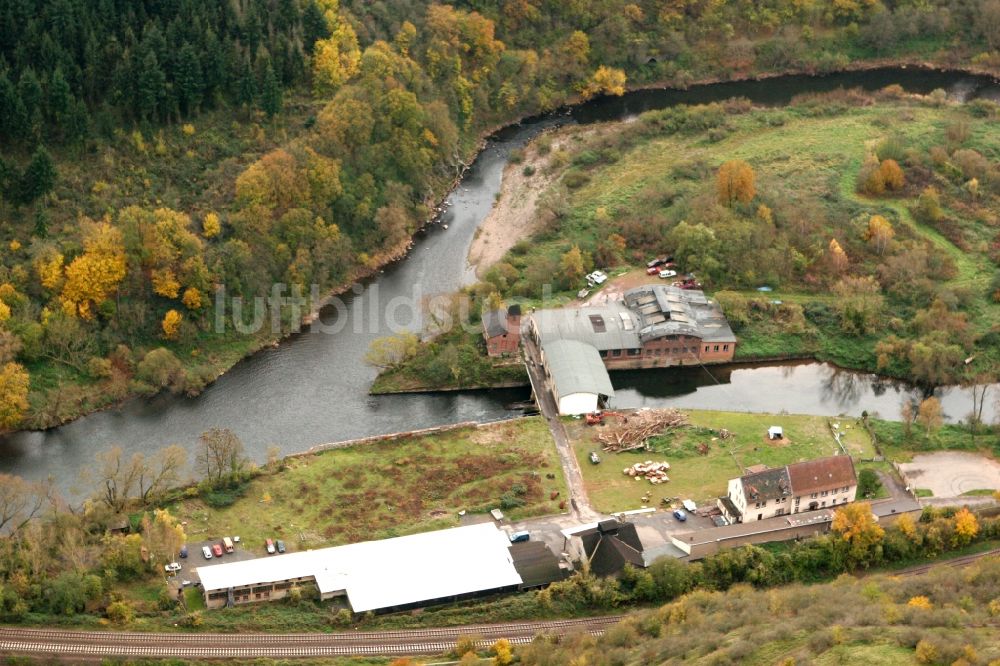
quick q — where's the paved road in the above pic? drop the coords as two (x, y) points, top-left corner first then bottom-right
(0, 616), (622, 661)
(522, 332), (600, 522)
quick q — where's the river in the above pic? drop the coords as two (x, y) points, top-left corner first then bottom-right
(2, 67), (999, 498)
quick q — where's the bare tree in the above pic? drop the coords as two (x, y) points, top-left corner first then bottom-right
(88, 446), (144, 513)
(0, 474), (50, 536)
(197, 428), (246, 484)
(138, 445), (187, 504)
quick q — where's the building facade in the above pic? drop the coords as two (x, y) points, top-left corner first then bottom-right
(718, 455), (858, 524)
(482, 305), (521, 357)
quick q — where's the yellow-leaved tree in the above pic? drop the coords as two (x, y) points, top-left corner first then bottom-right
(182, 287), (203, 311)
(864, 214), (894, 255)
(717, 160), (756, 207)
(202, 212), (221, 239)
(953, 507), (979, 547)
(151, 268), (181, 299)
(831, 501), (884, 567)
(581, 65), (627, 99)
(34, 250), (65, 292)
(827, 238), (848, 275)
(162, 310), (183, 340)
(60, 221), (127, 319)
(0, 361), (30, 429)
(311, 0), (361, 94)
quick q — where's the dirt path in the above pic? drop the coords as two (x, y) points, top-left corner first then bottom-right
(466, 134), (571, 278)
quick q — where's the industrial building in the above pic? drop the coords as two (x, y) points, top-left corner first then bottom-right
(196, 523), (559, 613)
(527, 285), (736, 414)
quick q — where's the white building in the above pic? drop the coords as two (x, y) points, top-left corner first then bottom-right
(196, 523), (525, 612)
(718, 455), (858, 524)
(538, 339), (615, 415)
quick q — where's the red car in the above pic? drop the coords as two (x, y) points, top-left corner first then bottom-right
(211, 543), (223, 558)
(645, 266), (659, 275)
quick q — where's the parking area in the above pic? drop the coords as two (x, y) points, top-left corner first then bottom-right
(899, 452), (1000, 498)
(166, 536), (271, 597)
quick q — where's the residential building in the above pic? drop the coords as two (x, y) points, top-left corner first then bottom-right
(718, 455), (858, 523)
(482, 304), (521, 357)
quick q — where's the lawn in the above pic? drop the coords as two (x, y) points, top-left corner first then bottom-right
(567, 409), (876, 512)
(167, 417), (567, 552)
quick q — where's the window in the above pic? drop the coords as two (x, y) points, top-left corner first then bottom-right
(599, 350), (608, 358)
(589, 315), (606, 333)
(810, 493), (818, 499)
(612, 349), (621, 357)
(704, 345), (709, 352)
(723, 344), (729, 351)
(713, 345), (719, 351)
(821, 490), (828, 497)
(627, 348), (640, 356)
(821, 501), (826, 507)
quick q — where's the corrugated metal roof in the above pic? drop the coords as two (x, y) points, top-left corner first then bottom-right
(533, 303), (641, 351)
(196, 523), (522, 613)
(541, 339), (615, 399)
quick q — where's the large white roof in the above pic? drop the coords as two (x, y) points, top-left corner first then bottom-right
(195, 523), (522, 613)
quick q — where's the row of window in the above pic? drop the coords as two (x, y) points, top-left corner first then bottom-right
(808, 486), (852, 499)
(599, 343), (731, 358)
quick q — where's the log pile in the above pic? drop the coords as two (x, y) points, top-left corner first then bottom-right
(597, 409), (688, 452)
(623, 461), (671, 484)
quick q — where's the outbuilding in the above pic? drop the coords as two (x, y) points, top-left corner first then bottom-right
(538, 339), (615, 415)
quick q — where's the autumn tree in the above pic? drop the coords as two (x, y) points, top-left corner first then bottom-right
(832, 276), (883, 335)
(581, 65), (627, 99)
(364, 332), (419, 369)
(60, 221), (127, 319)
(161, 310), (182, 340)
(311, 0), (361, 94)
(952, 508), (979, 547)
(916, 396), (943, 437)
(560, 245), (585, 287)
(0, 362), (29, 429)
(863, 215), (894, 255)
(141, 509), (186, 564)
(716, 160), (756, 207)
(831, 501), (884, 567)
(197, 428), (247, 485)
(0, 475), (49, 536)
(879, 159), (905, 191)
(826, 238), (849, 275)
(202, 212), (221, 239)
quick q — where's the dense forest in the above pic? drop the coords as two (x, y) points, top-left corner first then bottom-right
(1, 0), (1000, 430)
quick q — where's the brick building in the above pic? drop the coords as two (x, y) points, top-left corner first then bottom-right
(482, 304), (521, 357)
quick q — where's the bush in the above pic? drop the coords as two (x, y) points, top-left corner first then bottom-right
(508, 148), (525, 164)
(106, 600), (135, 625)
(857, 469), (882, 498)
(563, 170), (590, 189)
(522, 164), (536, 177)
(500, 492), (526, 510)
(179, 611), (203, 627)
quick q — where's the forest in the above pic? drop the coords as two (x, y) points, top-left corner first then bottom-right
(2, 0), (1000, 431)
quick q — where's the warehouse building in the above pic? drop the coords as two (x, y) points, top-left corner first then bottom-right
(196, 523), (556, 613)
(527, 285), (735, 414)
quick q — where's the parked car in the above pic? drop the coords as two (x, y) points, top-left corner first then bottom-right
(266, 538), (276, 554)
(672, 509), (688, 522)
(589, 451), (601, 464)
(164, 562), (181, 573)
(509, 531), (530, 543)
(181, 579), (193, 587)
(233, 536), (241, 543)
(646, 266), (660, 275)
(585, 270), (607, 286)
(179, 545), (188, 559)
(223, 537), (234, 553)
(646, 256), (673, 268)
(276, 540), (286, 554)
(202, 546), (213, 560)
(212, 543), (223, 557)
(658, 269), (677, 279)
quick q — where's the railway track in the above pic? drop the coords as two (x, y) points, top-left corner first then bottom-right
(890, 547), (1000, 578)
(0, 615), (623, 660)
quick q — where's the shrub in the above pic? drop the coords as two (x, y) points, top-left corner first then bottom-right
(857, 469), (882, 498)
(508, 148), (525, 164)
(563, 170), (590, 189)
(179, 611), (203, 627)
(106, 600), (135, 625)
(522, 164), (536, 177)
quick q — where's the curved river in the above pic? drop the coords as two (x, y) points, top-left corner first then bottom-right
(3, 67), (1000, 498)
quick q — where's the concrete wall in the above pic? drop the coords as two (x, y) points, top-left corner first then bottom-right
(672, 521), (833, 560)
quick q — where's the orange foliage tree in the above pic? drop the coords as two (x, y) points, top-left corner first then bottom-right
(716, 160), (756, 207)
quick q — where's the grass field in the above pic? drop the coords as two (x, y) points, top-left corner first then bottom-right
(167, 417), (567, 552)
(567, 409), (876, 512)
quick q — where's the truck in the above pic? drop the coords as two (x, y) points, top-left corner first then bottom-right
(223, 537), (234, 553)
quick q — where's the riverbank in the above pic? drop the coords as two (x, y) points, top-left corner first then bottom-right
(10, 57), (1000, 440)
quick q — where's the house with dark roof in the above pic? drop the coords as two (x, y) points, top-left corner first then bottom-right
(719, 455), (858, 523)
(571, 519), (645, 577)
(482, 304), (521, 357)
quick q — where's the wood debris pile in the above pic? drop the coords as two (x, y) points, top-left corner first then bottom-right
(624, 460), (671, 484)
(597, 409), (688, 452)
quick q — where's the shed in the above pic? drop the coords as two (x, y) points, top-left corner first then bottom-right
(539, 339), (615, 415)
(767, 426), (784, 440)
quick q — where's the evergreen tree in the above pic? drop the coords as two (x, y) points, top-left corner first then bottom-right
(136, 50), (165, 121)
(175, 44), (203, 116)
(47, 67), (72, 122)
(33, 207), (49, 238)
(302, 1), (330, 54)
(260, 60), (282, 118)
(18, 147), (57, 205)
(237, 58), (256, 110)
